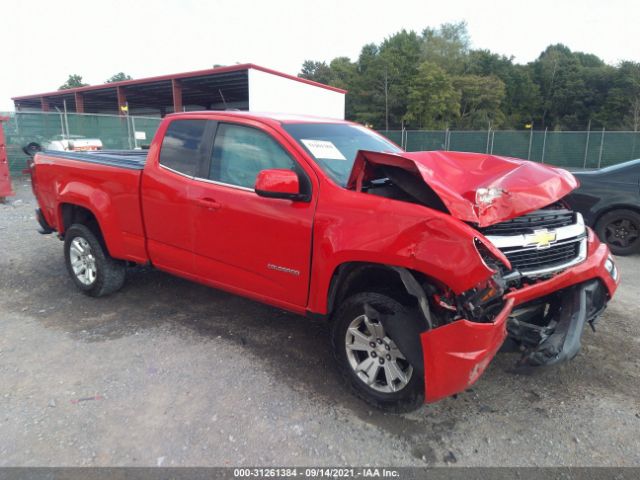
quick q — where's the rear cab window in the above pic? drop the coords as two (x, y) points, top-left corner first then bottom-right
(159, 119), (209, 176)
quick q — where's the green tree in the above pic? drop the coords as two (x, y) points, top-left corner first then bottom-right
(299, 60), (333, 85)
(465, 50), (539, 127)
(296, 24), (638, 131)
(530, 44), (592, 129)
(404, 62), (459, 129)
(347, 31), (424, 129)
(105, 72), (133, 83)
(329, 57), (358, 118)
(605, 62), (640, 131)
(421, 21), (470, 74)
(349, 44), (388, 128)
(58, 74), (88, 90)
(328, 57), (356, 90)
(377, 30), (422, 129)
(453, 75), (506, 128)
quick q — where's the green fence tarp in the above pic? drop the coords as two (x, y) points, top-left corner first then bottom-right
(1, 112), (161, 175)
(379, 129), (640, 169)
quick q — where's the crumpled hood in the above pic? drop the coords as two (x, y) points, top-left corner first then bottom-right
(347, 150), (579, 227)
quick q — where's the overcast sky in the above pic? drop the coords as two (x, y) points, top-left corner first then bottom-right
(2, 0), (638, 110)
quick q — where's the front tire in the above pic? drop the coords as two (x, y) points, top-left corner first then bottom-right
(331, 292), (424, 413)
(64, 224), (126, 297)
(595, 209), (640, 256)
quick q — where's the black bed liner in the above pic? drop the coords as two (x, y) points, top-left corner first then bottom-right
(41, 149), (148, 170)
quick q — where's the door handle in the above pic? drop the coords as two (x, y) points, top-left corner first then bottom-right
(196, 197), (222, 211)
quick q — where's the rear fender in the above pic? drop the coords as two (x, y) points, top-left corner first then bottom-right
(56, 182), (123, 258)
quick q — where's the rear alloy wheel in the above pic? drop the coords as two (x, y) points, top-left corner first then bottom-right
(331, 292), (424, 412)
(64, 224), (126, 297)
(69, 237), (97, 286)
(595, 209), (640, 256)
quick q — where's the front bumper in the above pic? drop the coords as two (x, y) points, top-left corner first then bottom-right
(421, 297), (514, 403)
(420, 228), (619, 403)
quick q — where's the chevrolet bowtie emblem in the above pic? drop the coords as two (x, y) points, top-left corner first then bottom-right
(524, 229), (557, 249)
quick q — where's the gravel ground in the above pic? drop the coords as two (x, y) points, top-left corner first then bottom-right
(1, 179), (639, 467)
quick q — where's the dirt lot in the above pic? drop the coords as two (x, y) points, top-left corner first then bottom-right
(1, 179), (639, 467)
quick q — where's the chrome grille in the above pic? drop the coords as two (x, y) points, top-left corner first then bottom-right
(481, 208), (575, 236)
(483, 210), (587, 277)
(501, 238), (582, 272)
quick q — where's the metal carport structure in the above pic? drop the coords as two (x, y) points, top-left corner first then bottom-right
(12, 64), (346, 119)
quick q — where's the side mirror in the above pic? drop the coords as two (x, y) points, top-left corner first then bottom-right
(255, 169), (308, 201)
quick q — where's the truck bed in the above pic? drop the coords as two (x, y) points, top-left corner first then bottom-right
(40, 149), (148, 170)
(32, 149), (149, 263)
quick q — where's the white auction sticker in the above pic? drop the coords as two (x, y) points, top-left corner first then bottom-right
(301, 139), (347, 160)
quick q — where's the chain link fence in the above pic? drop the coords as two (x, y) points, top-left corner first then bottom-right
(379, 129), (640, 169)
(1, 111), (162, 174)
(4, 113), (639, 175)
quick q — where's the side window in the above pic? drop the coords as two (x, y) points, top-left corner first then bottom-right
(159, 120), (208, 176)
(209, 123), (296, 189)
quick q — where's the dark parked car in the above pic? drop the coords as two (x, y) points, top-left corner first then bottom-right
(566, 159), (640, 255)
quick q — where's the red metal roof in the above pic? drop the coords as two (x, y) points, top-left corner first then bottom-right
(12, 63), (347, 101)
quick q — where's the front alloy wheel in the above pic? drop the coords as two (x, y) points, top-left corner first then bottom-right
(345, 314), (413, 393)
(331, 292), (424, 412)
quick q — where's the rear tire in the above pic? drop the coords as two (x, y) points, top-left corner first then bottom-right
(595, 209), (640, 256)
(330, 292), (424, 413)
(64, 224), (126, 297)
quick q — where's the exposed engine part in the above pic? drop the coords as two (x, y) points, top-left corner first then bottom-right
(429, 271), (507, 325)
(456, 274), (506, 322)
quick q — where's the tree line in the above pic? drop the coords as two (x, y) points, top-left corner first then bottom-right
(59, 72), (133, 90)
(299, 22), (640, 132)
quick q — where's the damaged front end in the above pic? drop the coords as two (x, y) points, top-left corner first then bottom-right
(346, 149), (618, 403)
(363, 243), (517, 403)
(409, 234), (614, 403)
(477, 209), (618, 368)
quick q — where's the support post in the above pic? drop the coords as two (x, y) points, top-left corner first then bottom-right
(40, 97), (50, 112)
(485, 123), (491, 154)
(74, 92), (85, 113)
(527, 122), (534, 160)
(597, 128), (605, 169)
(583, 120), (591, 168)
(63, 100), (70, 140)
(117, 86), (127, 116)
(541, 127), (548, 163)
(172, 79), (183, 113)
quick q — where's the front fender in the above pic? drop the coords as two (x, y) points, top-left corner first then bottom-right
(307, 193), (505, 315)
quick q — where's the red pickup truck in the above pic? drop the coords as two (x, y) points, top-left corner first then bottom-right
(31, 111), (619, 412)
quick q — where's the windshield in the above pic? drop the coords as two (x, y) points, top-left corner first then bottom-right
(282, 123), (402, 186)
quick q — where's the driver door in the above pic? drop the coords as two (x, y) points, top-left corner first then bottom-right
(190, 121), (317, 309)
